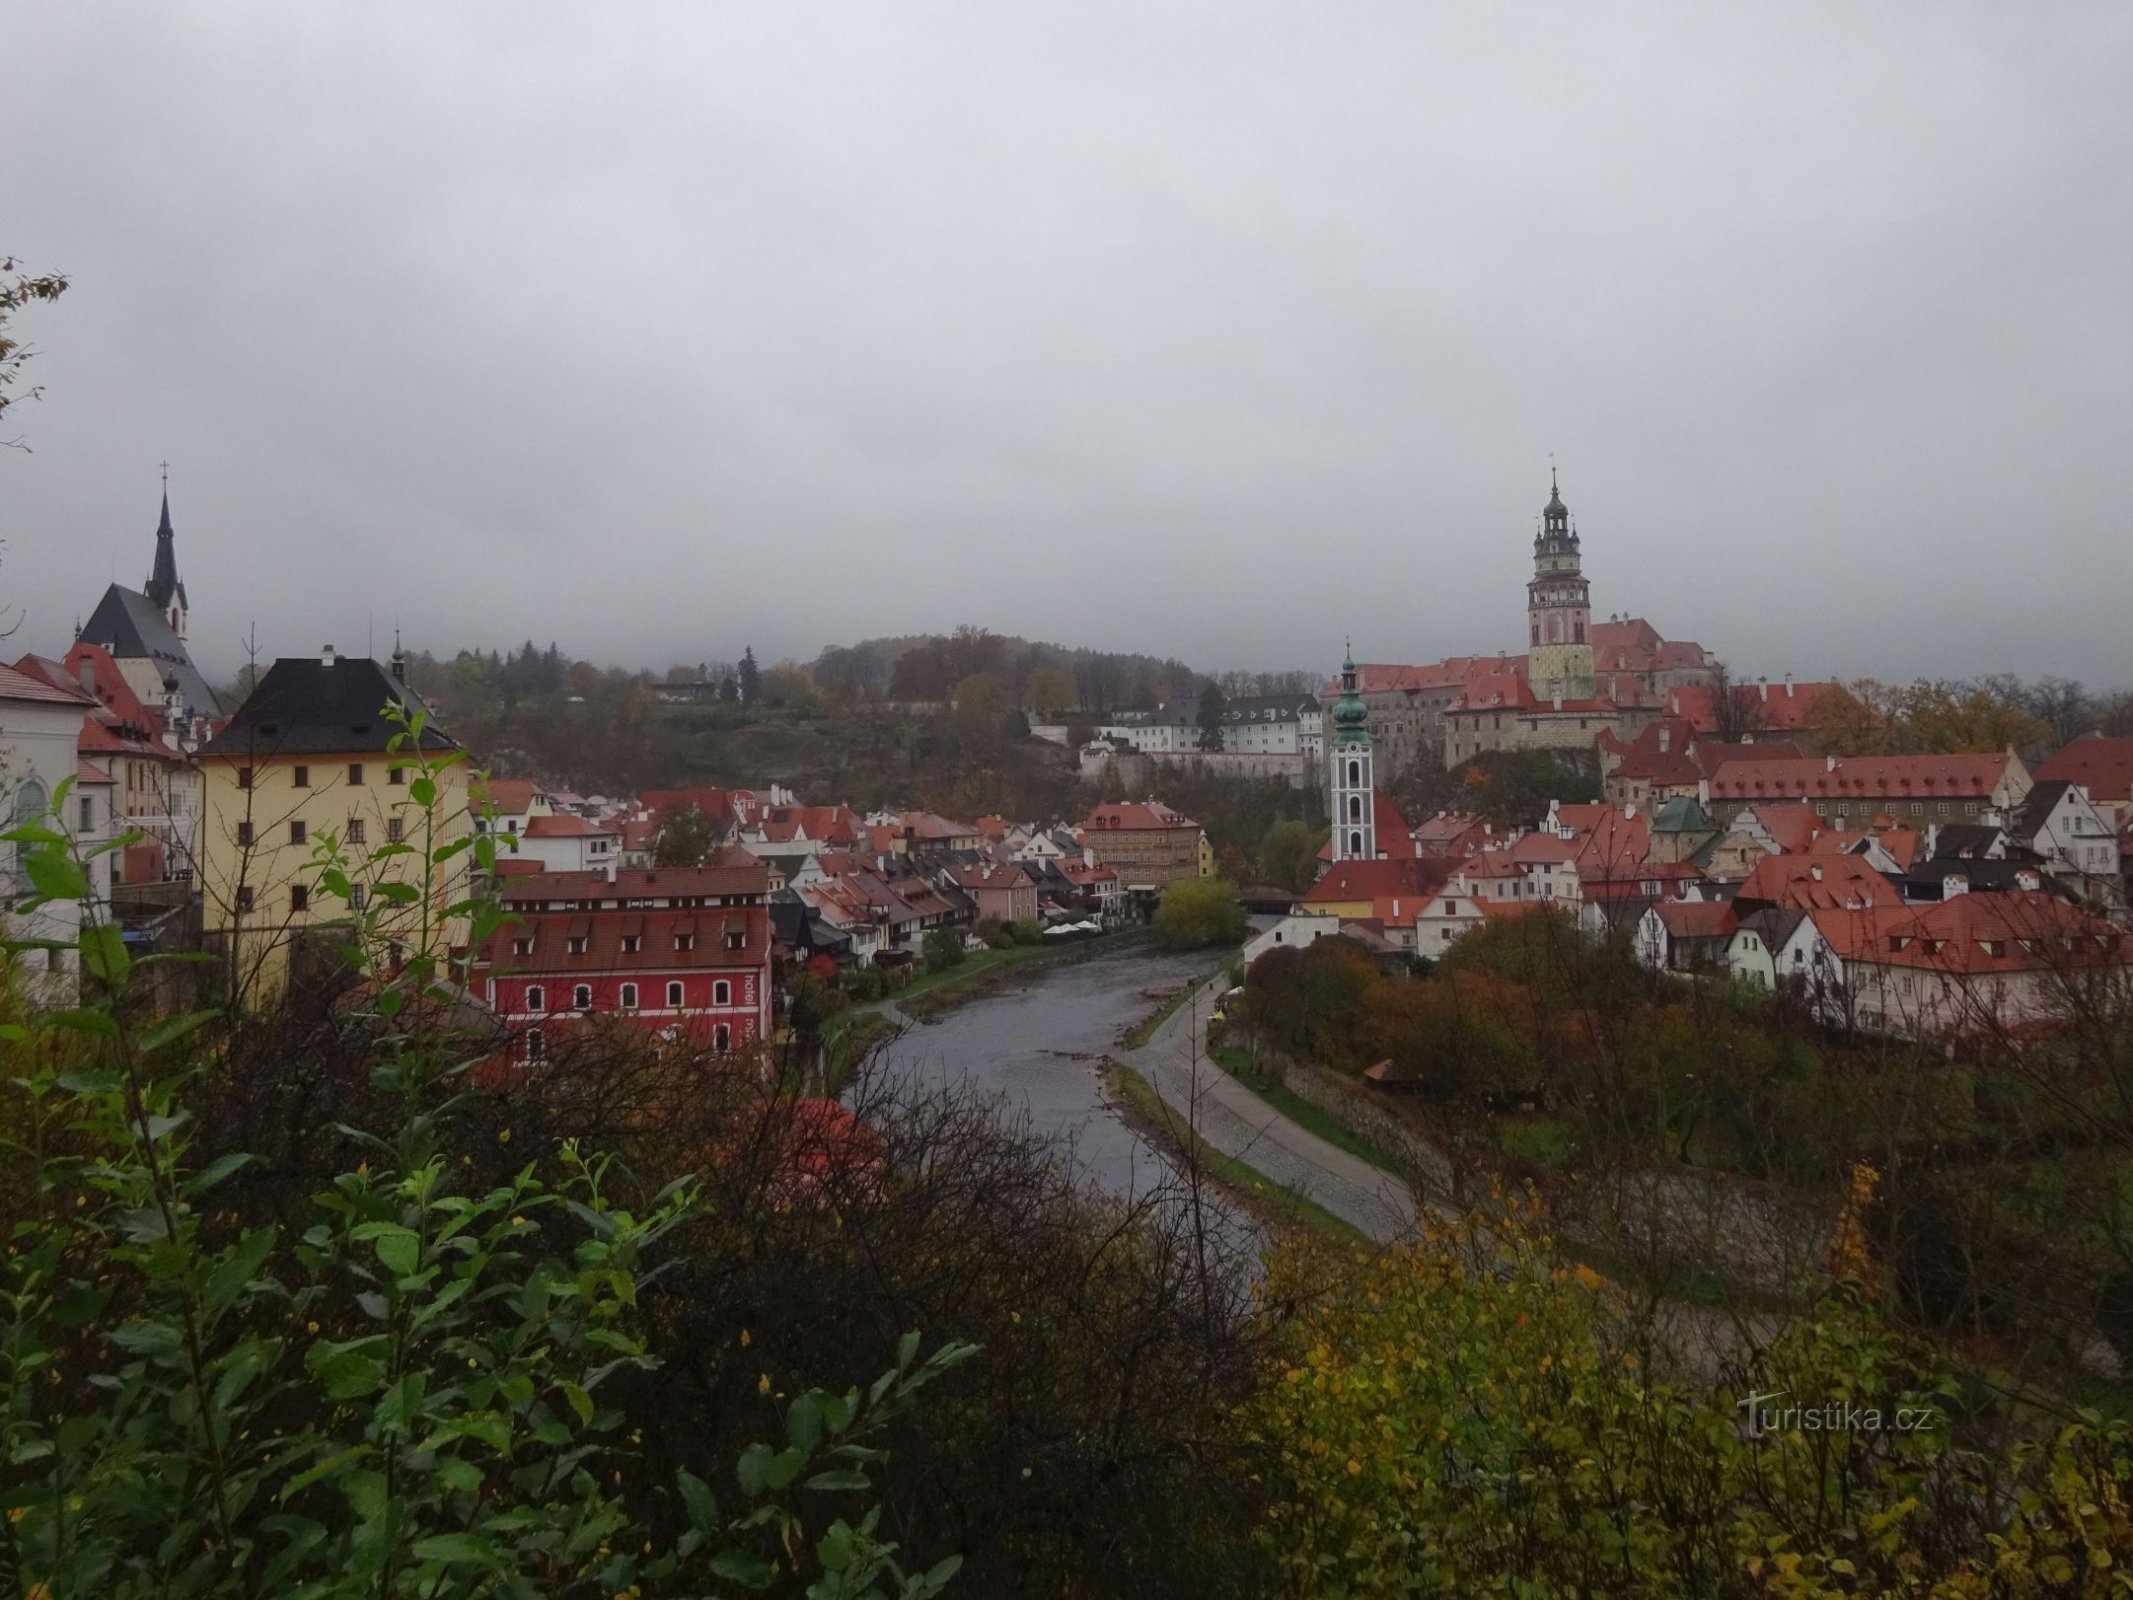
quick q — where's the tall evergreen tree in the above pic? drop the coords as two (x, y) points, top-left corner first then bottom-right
(737, 646), (761, 705)
(1197, 681), (1227, 752)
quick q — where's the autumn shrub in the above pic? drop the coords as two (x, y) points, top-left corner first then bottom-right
(1245, 1197), (2133, 1596)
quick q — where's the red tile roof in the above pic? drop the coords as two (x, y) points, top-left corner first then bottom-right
(523, 814), (616, 838)
(1812, 892), (2123, 975)
(498, 864), (770, 903)
(1654, 900), (1737, 940)
(473, 903), (769, 974)
(1735, 852), (1901, 911)
(2036, 737), (2133, 805)
(0, 661), (96, 707)
(1663, 681), (1837, 733)
(1303, 857), (1452, 904)
(471, 778), (538, 817)
(1082, 800), (1201, 832)
(1708, 753), (2020, 805)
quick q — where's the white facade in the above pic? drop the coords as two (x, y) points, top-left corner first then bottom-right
(3, 686), (102, 997)
(1242, 913), (1341, 968)
(2023, 783), (2120, 900)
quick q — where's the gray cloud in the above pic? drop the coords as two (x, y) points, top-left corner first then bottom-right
(5, 1), (2130, 687)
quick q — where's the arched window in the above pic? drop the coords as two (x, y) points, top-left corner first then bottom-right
(666, 980), (684, 1007)
(524, 1028), (545, 1062)
(1348, 830), (1363, 855)
(619, 982), (638, 1010)
(524, 984), (545, 1013)
(713, 979), (731, 1006)
(713, 1024), (732, 1053)
(1347, 760), (1360, 787)
(573, 983), (593, 1011)
(1348, 796), (1361, 822)
(11, 777), (49, 893)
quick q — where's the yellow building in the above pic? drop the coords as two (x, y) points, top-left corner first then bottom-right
(195, 648), (469, 1003)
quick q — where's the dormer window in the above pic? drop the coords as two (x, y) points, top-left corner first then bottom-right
(675, 933), (695, 952)
(567, 936), (587, 955)
(621, 934), (641, 954)
(512, 937), (533, 957)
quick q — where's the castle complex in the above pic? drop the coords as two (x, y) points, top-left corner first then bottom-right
(1341, 475), (1722, 778)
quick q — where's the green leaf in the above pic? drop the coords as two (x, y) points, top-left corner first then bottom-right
(184, 1151), (255, 1197)
(435, 1456), (484, 1496)
(46, 1007), (119, 1038)
(78, 923), (131, 985)
(376, 1371), (427, 1432)
(560, 1381), (594, 1425)
(802, 1469), (872, 1493)
(786, 1393), (824, 1454)
(55, 1066), (122, 1094)
(307, 1339), (387, 1400)
(26, 850), (91, 902)
(677, 1468), (717, 1531)
(137, 1009), (219, 1055)
(369, 1225), (420, 1278)
(410, 1531), (500, 1566)
(707, 1551), (774, 1587)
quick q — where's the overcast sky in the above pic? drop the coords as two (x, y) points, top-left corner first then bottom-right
(5, 3), (2130, 688)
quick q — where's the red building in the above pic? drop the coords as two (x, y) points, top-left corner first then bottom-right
(473, 864), (773, 1063)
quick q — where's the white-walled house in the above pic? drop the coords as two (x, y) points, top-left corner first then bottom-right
(2008, 781), (2122, 906)
(1727, 907), (1844, 998)
(1242, 913), (1341, 968)
(3, 664), (104, 996)
(508, 813), (621, 878)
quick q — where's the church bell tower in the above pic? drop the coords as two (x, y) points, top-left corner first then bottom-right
(1525, 469), (1593, 702)
(1329, 645), (1376, 862)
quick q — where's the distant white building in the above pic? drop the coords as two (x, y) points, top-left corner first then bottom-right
(3, 663), (106, 998)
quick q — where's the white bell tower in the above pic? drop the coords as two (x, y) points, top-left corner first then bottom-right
(1329, 646), (1376, 862)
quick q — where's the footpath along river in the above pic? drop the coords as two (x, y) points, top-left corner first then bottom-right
(869, 943), (1226, 1201)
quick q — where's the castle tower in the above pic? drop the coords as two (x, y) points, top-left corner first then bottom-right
(143, 483), (189, 641)
(1526, 468), (1593, 702)
(1329, 645), (1376, 862)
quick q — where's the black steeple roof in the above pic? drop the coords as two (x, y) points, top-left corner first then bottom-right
(145, 490), (184, 612)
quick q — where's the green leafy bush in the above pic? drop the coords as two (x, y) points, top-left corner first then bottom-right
(0, 707), (971, 1598)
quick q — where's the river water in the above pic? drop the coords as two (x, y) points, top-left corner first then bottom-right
(870, 944), (1223, 1201)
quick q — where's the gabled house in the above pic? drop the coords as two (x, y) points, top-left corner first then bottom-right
(2007, 780), (2122, 907)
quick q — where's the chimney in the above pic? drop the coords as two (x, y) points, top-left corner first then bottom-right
(1810, 862), (1825, 881)
(1759, 677), (1770, 701)
(1826, 754), (1838, 773)
(321, 644), (337, 667)
(1785, 673), (1796, 698)
(1657, 727), (1670, 753)
(77, 654), (96, 695)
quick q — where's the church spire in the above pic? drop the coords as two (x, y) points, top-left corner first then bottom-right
(143, 470), (188, 638)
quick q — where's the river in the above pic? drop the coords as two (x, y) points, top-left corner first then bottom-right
(870, 943), (1226, 1201)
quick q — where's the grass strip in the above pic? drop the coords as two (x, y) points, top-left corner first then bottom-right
(1123, 968), (1220, 1049)
(1105, 1059), (1364, 1242)
(1207, 1044), (1409, 1178)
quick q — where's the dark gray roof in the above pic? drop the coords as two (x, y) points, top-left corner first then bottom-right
(2010, 780), (2075, 844)
(78, 584), (218, 716)
(1926, 823), (2006, 860)
(197, 655), (451, 759)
